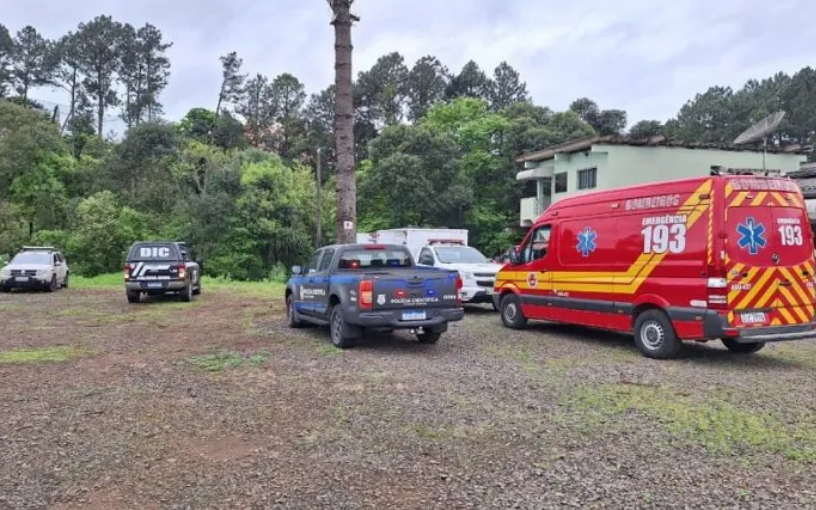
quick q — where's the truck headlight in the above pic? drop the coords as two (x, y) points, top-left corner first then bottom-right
(36, 269), (50, 276)
(459, 271), (474, 280)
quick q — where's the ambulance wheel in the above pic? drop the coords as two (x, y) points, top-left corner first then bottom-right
(500, 293), (527, 329)
(721, 339), (766, 354)
(633, 309), (681, 359)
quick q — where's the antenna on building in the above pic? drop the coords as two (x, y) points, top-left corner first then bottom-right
(733, 111), (786, 172)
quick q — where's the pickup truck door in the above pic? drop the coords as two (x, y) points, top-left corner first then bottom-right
(311, 248), (335, 318)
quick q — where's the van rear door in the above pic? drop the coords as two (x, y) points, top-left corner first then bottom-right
(725, 191), (815, 328)
(770, 206), (815, 325)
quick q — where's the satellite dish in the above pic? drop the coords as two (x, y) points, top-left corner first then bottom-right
(733, 111), (786, 172)
(734, 111), (786, 145)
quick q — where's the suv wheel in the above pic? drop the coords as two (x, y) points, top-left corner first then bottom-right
(192, 279), (201, 295)
(633, 309), (682, 359)
(48, 275), (58, 292)
(62, 273), (70, 289)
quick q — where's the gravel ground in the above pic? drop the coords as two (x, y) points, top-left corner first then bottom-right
(1, 286), (816, 509)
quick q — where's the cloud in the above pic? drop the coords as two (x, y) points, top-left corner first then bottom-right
(3, 0), (814, 130)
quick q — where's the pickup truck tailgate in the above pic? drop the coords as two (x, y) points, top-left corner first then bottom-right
(367, 270), (459, 310)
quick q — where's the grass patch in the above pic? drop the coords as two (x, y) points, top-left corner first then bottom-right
(316, 344), (344, 357)
(484, 344), (539, 372)
(71, 273), (124, 288)
(0, 346), (91, 364)
(412, 424), (454, 441)
(186, 350), (269, 372)
(560, 383), (816, 461)
(767, 345), (816, 369)
(204, 276), (285, 299)
(71, 273), (285, 299)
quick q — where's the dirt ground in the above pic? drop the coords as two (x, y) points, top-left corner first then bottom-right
(2, 285), (816, 509)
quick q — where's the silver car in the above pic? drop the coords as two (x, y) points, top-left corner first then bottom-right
(0, 247), (70, 292)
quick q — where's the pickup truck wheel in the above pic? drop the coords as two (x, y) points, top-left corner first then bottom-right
(286, 296), (304, 328)
(192, 280), (201, 295)
(500, 294), (527, 329)
(416, 331), (441, 344)
(721, 338), (765, 354)
(633, 309), (681, 359)
(180, 283), (193, 302)
(126, 290), (140, 304)
(48, 275), (58, 292)
(330, 306), (354, 348)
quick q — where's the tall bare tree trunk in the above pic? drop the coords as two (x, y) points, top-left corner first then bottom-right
(329, 0), (357, 244)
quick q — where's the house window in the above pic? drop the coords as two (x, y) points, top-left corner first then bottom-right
(578, 167), (597, 190)
(554, 172), (568, 193)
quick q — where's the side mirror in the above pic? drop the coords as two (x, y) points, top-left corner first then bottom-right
(291, 265), (302, 275)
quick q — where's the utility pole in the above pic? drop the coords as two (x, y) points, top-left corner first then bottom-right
(316, 147), (323, 248)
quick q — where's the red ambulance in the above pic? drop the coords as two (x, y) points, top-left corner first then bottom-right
(494, 175), (816, 358)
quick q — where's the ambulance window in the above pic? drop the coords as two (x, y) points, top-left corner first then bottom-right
(524, 225), (551, 262)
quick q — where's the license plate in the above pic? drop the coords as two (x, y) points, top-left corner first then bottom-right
(740, 312), (766, 324)
(402, 310), (427, 321)
(146, 282), (163, 289)
(16, 277), (29, 282)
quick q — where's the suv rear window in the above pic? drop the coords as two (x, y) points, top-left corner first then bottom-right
(128, 244), (178, 261)
(338, 248), (412, 269)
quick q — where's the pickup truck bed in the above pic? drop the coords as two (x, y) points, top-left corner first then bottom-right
(285, 244), (465, 347)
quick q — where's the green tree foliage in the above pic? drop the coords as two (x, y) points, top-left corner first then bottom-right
(629, 119), (664, 139)
(215, 51), (245, 116)
(0, 24), (13, 97)
(569, 97), (627, 136)
(9, 26), (54, 101)
(119, 23), (172, 126)
(406, 56), (448, 122)
(75, 15), (125, 137)
(489, 61), (529, 110)
(446, 60), (491, 100)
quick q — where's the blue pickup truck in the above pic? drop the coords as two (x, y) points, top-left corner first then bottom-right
(285, 243), (465, 347)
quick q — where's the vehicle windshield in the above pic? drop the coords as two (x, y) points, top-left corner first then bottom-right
(434, 246), (489, 264)
(128, 244), (178, 261)
(338, 248), (413, 269)
(11, 252), (51, 265)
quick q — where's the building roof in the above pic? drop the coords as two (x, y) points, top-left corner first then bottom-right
(514, 135), (807, 164)
(786, 162), (816, 179)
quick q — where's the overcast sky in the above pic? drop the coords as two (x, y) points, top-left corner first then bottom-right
(5, 0), (814, 127)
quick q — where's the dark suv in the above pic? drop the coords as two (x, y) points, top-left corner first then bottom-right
(124, 241), (202, 303)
